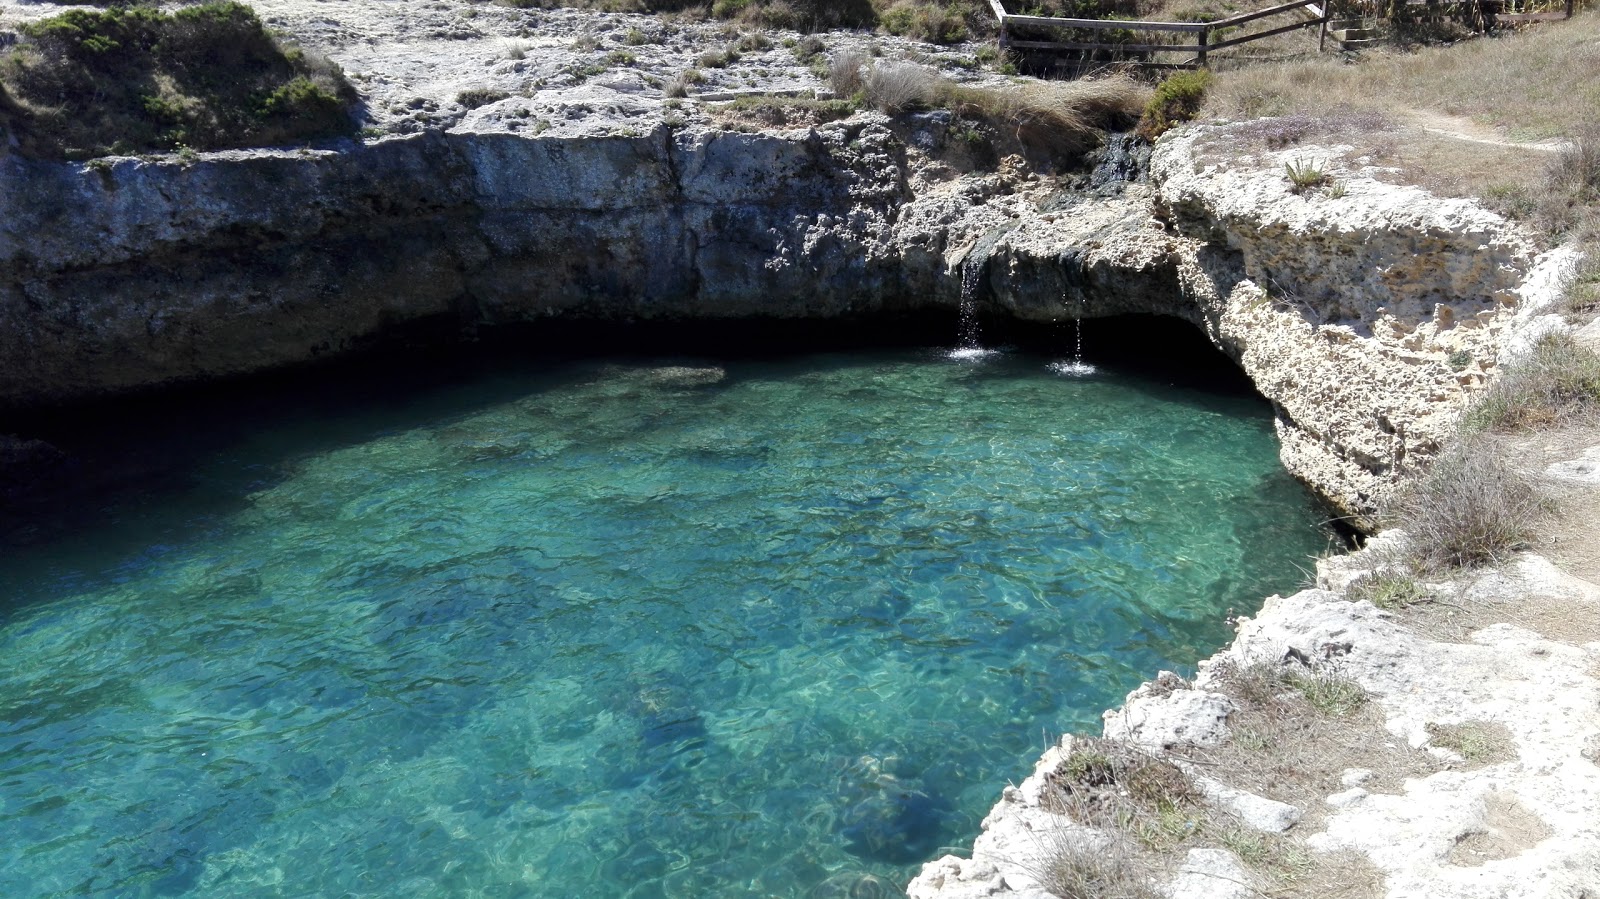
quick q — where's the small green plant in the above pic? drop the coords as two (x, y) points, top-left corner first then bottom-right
(1447, 348), (1473, 371)
(605, 50), (636, 66)
(1284, 158), (1332, 194)
(664, 69), (704, 99)
(1567, 256), (1600, 315)
(792, 34), (826, 62)
(623, 27), (650, 45)
(1217, 826), (1314, 882)
(1232, 728), (1272, 751)
(1284, 668), (1367, 716)
(1324, 179), (1348, 199)
(1136, 70), (1212, 140)
(698, 46), (740, 68)
(951, 122), (988, 149)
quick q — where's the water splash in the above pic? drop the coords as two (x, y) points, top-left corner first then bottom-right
(1050, 296), (1096, 376)
(1048, 360), (1097, 377)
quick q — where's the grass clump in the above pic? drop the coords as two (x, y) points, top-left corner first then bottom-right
(1389, 434), (1544, 570)
(1283, 157), (1332, 194)
(1216, 659), (1367, 717)
(936, 73), (1149, 158)
(456, 88), (510, 109)
(714, 94), (858, 127)
(879, 0), (981, 44)
(863, 59), (937, 113)
(1030, 835), (1160, 899)
(1463, 332), (1600, 433)
(1135, 69), (1210, 141)
(664, 68), (705, 98)
(1045, 737), (1204, 851)
(1348, 568), (1429, 610)
(1424, 720), (1514, 764)
(1283, 668), (1367, 716)
(1567, 256), (1600, 315)
(828, 49), (869, 98)
(1, 1), (356, 159)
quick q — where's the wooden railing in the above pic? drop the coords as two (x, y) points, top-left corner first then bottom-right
(989, 0), (1330, 65)
(988, 0), (1577, 64)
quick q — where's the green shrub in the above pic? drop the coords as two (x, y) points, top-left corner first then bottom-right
(1, 1), (356, 158)
(880, 0), (974, 44)
(1135, 69), (1211, 141)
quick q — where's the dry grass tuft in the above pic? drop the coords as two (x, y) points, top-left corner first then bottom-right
(936, 74), (1148, 157)
(1043, 737), (1205, 852)
(863, 60), (939, 113)
(1464, 332), (1600, 433)
(1425, 720), (1516, 766)
(1347, 567), (1430, 610)
(828, 49), (869, 98)
(1028, 833), (1161, 899)
(1388, 433), (1545, 571)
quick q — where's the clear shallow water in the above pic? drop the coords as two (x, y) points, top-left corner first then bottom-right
(0, 348), (1329, 898)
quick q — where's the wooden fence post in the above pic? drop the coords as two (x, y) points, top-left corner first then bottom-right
(1197, 27), (1209, 65)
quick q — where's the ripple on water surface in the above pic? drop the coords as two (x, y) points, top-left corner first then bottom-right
(0, 349), (1329, 898)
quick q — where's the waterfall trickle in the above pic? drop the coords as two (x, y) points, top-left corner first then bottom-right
(949, 261), (993, 361)
(1049, 296), (1096, 377)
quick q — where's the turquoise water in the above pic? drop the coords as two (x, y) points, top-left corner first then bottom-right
(0, 348), (1329, 898)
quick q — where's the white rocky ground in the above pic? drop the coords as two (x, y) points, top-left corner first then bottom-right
(911, 369), (1600, 898)
(1, 0), (997, 136)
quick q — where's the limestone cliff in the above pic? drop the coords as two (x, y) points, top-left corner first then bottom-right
(0, 109), (1561, 524)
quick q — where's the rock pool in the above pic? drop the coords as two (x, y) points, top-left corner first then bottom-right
(0, 345), (1330, 897)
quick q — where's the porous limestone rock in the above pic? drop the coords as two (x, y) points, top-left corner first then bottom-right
(1193, 776), (1303, 833)
(1101, 675), (1234, 750)
(1546, 446), (1600, 485)
(1166, 848), (1255, 899)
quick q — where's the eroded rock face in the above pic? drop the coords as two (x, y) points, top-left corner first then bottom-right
(0, 113), (1565, 524)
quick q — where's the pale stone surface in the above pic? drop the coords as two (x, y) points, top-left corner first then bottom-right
(1102, 682), (1234, 750)
(1546, 446), (1600, 485)
(1576, 316), (1600, 352)
(1327, 787), (1369, 808)
(1342, 768), (1375, 788)
(1194, 776), (1303, 833)
(1151, 125), (1552, 520)
(1166, 848), (1255, 899)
